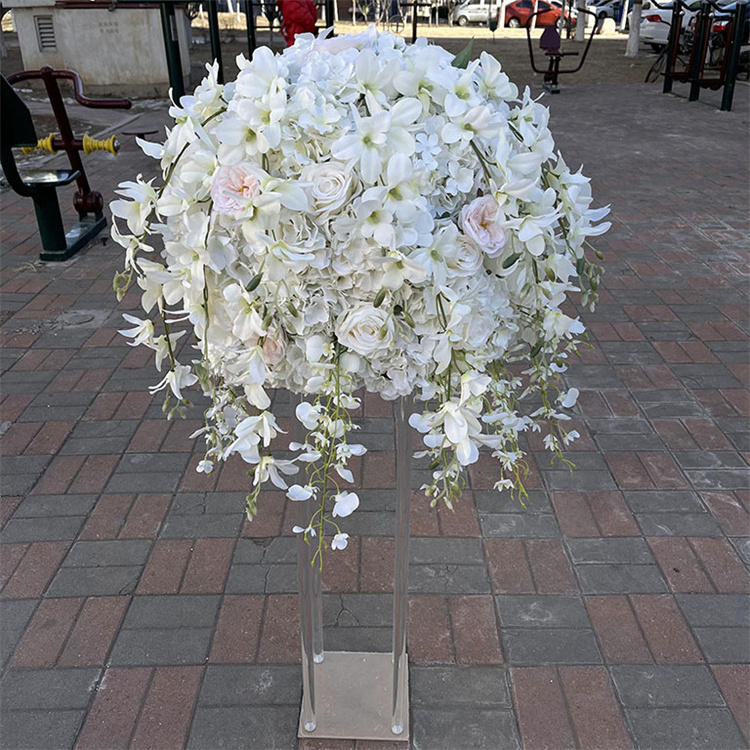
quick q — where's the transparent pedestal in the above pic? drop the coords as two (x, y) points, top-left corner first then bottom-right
(291, 393), (412, 742)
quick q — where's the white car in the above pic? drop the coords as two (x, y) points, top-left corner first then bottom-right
(587, 0), (623, 20)
(452, 0), (499, 25)
(638, 1), (679, 48)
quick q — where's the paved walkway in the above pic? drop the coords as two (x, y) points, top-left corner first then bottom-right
(0, 82), (748, 750)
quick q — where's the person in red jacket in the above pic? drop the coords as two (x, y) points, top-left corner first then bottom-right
(277, 0), (319, 46)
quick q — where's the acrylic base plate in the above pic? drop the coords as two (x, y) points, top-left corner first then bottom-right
(298, 651), (409, 742)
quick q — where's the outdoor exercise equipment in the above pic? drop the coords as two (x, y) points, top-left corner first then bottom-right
(657, 0), (747, 110)
(526, 8), (598, 92)
(1, 67), (130, 261)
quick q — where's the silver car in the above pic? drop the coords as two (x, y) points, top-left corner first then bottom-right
(452, 0), (500, 25)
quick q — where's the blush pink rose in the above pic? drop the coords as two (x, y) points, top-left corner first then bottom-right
(211, 164), (261, 215)
(460, 195), (506, 257)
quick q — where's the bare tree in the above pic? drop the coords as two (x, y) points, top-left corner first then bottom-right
(625, 0), (641, 55)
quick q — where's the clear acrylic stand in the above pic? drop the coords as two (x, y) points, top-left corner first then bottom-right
(292, 392), (412, 741)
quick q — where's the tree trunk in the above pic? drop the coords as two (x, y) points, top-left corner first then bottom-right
(575, 0), (586, 40)
(625, 0), (642, 56)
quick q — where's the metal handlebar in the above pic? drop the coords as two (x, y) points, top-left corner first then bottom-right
(6, 67), (131, 110)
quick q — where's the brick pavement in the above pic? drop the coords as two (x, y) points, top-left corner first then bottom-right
(0, 82), (748, 749)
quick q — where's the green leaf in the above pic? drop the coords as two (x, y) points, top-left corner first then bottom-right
(246, 273), (262, 292)
(575, 256), (586, 275)
(452, 39), (474, 69)
(502, 252), (521, 269)
(529, 341), (543, 358)
(373, 288), (387, 308)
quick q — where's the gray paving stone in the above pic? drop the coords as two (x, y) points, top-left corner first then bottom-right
(0, 668), (100, 709)
(224, 565), (270, 594)
(625, 708), (745, 749)
(474, 490), (552, 514)
(685, 469), (750, 490)
(59, 420), (138, 455)
(47, 566), (142, 597)
(638, 322), (691, 340)
(232, 538), (271, 564)
(501, 628), (602, 665)
(731, 538), (750, 564)
(13, 494), (98, 518)
(259, 536), (297, 564)
(63, 540), (152, 568)
(344, 511), (399, 536)
(170, 492), (245, 515)
(480, 513), (560, 538)
(411, 666), (511, 708)
(409, 564), (491, 594)
(0, 516), (86, 543)
(412, 708), (520, 750)
(323, 626), (392, 653)
(0, 600), (37, 665)
(636, 512), (722, 537)
(0, 474), (41, 495)
(670, 364), (743, 389)
(34, 330), (92, 348)
(409, 538), (484, 565)
(122, 595), (220, 629)
(198, 665), (301, 706)
(116, 452), (191, 474)
(611, 665), (725, 707)
(1, 456), (52, 475)
(623, 490), (704, 513)
(106, 471), (182, 494)
(566, 538), (655, 565)
(322, 594), (392, 628)
(587, 418), (654, 435)
(160, 513), (243, 538)
(576, 563), (667, 594)
(565, 365), (624, 390)
(693, 629), (750, 663)
(495, 595), (590, 628)
(1, 371), (55, 395)
(0, 710), (85, 750)
(640, 401), (706, 418)
(600, 341), (663, 364)
(676, 594), (750, 627)
(541, 470), (617, 491)
(188, 706), (299, 749)
(675, 452), (747, 470)
(109, 628), (213, 665)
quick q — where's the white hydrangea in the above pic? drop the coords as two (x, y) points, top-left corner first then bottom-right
(112, 30), (607, 554)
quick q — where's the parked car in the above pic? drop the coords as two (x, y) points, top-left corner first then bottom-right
(587, 0), (623, 20)
(452, 0), (499, 25)
(638, 1), (681, 48)
(503, 0), (565, 27)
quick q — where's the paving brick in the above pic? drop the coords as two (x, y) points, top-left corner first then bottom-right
(437, 492), (480, 537)
(511, 667), (575, 749)
(411, 665), (511, 707)
(188, 706), (299, 750)
(711, 665), (750, 743)
(483, 539), (534, 594)
(10, 597), (83, 668)
(118, 493), (172, 539)
(586, 595), (651, 664)
(0, 667), (101, 710)
(69, 454), (120, 494)
(689, 537), (750, 593)
(198, 664), (300, 706)
(408, 595), (453, 664)
(630, 594), (703, 664)
(0, 709), (85, 750)
(75, 667), (152, 750)
(549, 492), (600, 537)
(1, 541), (70, 599)
(480, 512), (561, 539)
(611, 665), (724, 707)
(585, 491), (640, 536)
(566, 538), (654, 565)
(360, 536), (395, 592)
(449, 595), (503, 665)
(502, 627), (602, 665)
(210, 595), (264, 664)
(64, 539), (153, 568)
(137, 539), (193, 595)
(0, 422), (42, 456)
(525, 539), (577, 594)
(0, 542), (27, 590)
(13, 493), (98, 519)
(58, 596), (130, 668)
(30, 454), (85, 495)
(131, 666), (203, 750)
(700, 491), (750, 536)
(625, 708), (745, 750)
(257, 594), (300, 664)
(560, 666), (633, 750)
(647, 537), (714, 593)
(575, 563), (667, 595)
(180, 538), (235, 594)
(693, 628), (750, 663)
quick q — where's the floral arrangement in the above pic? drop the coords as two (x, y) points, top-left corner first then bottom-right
(112, 28), (608, 558)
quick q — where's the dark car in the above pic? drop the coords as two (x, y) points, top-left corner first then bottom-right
(504, 0), (564, 27)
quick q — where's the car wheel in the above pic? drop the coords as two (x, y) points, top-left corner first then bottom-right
(456, 14), (469, 25)
(650, 42), (664, 51)
(508, 17), (521, 27)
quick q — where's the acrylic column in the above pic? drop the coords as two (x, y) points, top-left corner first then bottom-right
(294, 392), (412, 741)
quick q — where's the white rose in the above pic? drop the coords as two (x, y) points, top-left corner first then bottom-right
(301, 162), (356, 218)
(262, 326), (286, 366)
(336, 305), (394, 357)
(211, 164), (261, 215)
(460, 195), (506, 257)
(447, 234), (484, 276)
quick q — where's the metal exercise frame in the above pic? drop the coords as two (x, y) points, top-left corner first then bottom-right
(657, 0), (747, 111)
(291, 392), (411, 741)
